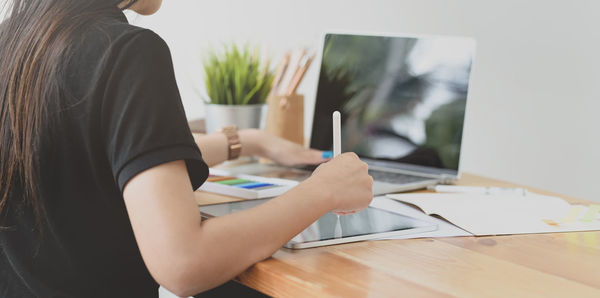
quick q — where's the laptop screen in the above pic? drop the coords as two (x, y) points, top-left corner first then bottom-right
(310, 33), (475, 172)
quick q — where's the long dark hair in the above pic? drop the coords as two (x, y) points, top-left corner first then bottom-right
(0, 0), (137, 230)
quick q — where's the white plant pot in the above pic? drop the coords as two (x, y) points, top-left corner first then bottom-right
(204, 103), (266, 133)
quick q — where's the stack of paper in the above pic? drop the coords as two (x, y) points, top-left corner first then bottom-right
(386, 193), (600, 236)
(370, 197), (471, 239)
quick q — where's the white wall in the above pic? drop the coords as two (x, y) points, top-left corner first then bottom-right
(131, 0), (597, 202)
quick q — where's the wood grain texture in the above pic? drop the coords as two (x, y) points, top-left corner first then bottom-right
(195, 173), (600, 297)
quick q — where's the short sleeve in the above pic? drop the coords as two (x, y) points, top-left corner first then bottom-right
(100, 30), (208, 192)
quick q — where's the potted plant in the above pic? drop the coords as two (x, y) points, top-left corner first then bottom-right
(203, 44), (274, 133)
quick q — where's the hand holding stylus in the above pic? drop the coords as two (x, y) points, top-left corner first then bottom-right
(307, 111), (373, 215)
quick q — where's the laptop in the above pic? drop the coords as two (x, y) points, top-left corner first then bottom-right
(230, 32), (476, 195)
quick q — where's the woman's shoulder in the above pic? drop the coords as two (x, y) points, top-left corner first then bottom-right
(75, 17), (164, 58)
(64, 17), (169, 100)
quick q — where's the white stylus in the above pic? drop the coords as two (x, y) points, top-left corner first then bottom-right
(333, 111), (343, 238)
(333, 111), (341, 157)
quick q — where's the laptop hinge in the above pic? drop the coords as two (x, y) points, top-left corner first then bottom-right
(439, 174), (457, 185)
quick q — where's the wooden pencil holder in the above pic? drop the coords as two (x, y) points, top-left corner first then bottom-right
(265, 93), (304, 146)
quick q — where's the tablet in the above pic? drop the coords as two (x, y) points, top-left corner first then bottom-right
(199, 199), (437, 249)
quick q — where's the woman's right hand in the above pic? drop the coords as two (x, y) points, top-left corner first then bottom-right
(305, 152), (374, 215)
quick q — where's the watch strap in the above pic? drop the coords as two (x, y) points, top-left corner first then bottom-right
(221, 126), (241, 160)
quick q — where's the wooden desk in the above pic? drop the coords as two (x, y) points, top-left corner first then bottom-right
(195, 174), (600, 297)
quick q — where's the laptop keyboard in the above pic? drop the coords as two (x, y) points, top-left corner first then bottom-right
(368, 170), (433, 184)
(296, 164), (434, 184)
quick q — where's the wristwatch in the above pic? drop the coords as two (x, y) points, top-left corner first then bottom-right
(221, 126), (241, 160)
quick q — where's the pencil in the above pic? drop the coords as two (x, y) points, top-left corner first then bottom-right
(286, 54), (313, 96)
(271, 52), (290, 94)
(277, 49), (306, 95)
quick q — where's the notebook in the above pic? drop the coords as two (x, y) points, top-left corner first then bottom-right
(387, 193), (600, 236)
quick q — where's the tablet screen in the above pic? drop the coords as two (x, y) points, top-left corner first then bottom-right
(199, 199), (435, 245)
(289, 206), (433, 243)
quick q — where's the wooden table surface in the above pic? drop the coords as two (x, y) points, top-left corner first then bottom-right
(194, 172), (600, 297)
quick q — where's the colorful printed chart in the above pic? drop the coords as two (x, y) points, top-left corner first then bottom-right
(199, 169), (299, 200)
(206, 175), (280, 190)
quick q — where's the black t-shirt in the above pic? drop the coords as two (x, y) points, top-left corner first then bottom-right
(0, 10), (208, 298)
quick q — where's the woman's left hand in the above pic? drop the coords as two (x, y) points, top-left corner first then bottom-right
(244, 129), (328, 167)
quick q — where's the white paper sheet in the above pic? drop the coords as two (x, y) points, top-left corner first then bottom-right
(369, 197), (471, 239)
(387, 193), (600, 236)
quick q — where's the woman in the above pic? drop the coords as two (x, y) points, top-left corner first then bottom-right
(0, 0), (373, 297)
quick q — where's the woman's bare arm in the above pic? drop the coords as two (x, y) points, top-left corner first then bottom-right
(193, 129), (326, 167)
(123, 154), (372, 297)
(191, 130), (261, 167)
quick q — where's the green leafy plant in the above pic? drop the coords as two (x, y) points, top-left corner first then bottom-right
(204, 44), (274, 105)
